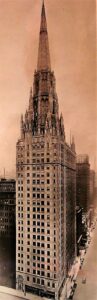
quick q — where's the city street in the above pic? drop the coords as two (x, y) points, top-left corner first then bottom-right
(73, 221), (97, 300)
(0, 286), (43, 300)
(0, 292), (25, 300)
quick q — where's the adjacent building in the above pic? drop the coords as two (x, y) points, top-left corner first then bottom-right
(65, 142), (76, 273)
(16, 2), (76, 299)
(76, 155), (90, 214)
(0, 178), (16, 238)
(90, 170), (95, 206)
(76, 206), (83, 255)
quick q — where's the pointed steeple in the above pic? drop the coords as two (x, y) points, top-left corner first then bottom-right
(71, 135), (76, 153)
(29, 87), (33, 109)
(37, 1), (51, 71)
(40, 0), (47, 33)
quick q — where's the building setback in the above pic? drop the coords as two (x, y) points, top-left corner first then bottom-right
(0, 178), (16, 238)
(16, 2), (76, 299)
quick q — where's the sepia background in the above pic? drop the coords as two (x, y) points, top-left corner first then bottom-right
(0, 0), (96, 177)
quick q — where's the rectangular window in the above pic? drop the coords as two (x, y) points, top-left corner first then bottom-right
(41, 158), (44, 163)
(37, 180), (40, 184)
(32, 187), (36, 191)
(33, 194), (36, 198)
(48, 282), (50, 287)
(37, 249), (40, 254)
(41, 257), (44, 262)
(33, 221), (36, 225)
(47, 158), (50, 163)
(37, 215), (40, 219)
(32, 173), (36, 177)
(47, 179), (50, 184)
(37, 194), (40, 199)
(37, 278), (40, 284)
(41, 207), (44, 212)
(41, 279), (44, 285)
(37, 263), (40, 268)
(37, 207), (40, 212)
(37, 222), (40, 226)
(33, 242), (36, 246)
(33, 235), (36, 239)
(32, 159), (36, 163)
(32, 180), (36, 184)
(37, 242), (40, 247)
(27, 268), (30, 273)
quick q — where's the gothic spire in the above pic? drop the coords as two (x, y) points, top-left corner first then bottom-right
(37, 1), (51, 71)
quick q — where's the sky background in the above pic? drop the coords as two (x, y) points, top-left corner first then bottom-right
(0, 0), (96, 177)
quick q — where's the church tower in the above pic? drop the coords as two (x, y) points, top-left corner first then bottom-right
(16, 2), (76, 299)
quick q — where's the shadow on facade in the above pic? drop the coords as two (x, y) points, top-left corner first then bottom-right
(0, 237), (16, 288)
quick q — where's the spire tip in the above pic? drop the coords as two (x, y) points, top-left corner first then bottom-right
(37, 0), (51, 71)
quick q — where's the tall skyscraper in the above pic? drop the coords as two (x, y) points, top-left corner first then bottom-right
(16, 2), (76, 299)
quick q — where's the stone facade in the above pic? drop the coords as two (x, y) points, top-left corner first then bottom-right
(16, 2), (76, 299)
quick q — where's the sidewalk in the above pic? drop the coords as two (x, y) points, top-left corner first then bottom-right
(0, 286), (43, 300)
(60, 256), (81, 300)
(60, 216), (97, 300)
(73, 217), (97, 300)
